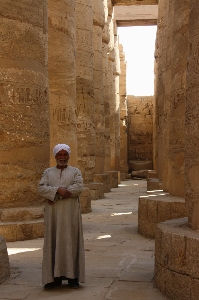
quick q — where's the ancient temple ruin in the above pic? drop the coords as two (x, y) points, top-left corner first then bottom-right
(1, 0), (199, 298)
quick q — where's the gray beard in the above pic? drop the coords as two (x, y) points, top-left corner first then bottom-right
(56, 159), (68, 167)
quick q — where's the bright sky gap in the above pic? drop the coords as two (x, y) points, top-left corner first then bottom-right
(118, 26), (157, 96)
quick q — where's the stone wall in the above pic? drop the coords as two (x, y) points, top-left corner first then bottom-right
(127, 96), (153, 162)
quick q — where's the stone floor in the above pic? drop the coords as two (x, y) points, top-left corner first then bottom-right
(0, 179), (168, 300)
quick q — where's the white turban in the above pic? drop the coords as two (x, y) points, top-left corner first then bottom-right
(53, 144), (71, 157)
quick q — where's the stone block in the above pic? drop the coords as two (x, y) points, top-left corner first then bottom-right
(79, 187), (92, 214)
(0, 236), (10, 284)
(131, 170), (148, 178)
(165, 270), (191, 300)
(154, 263), (166, 295)
(32, 221), (45, 239)
(157, 201), (171, 222)
(17, 223), (33, 241)
(105, 171), (119, 188)
(0, 220), (45, 242)
(154, 218), (199, 299)
(147, 178), (163, 191)
(1, 206), (44, 222)
(138, 197), (148, 220)
(147, 199), (158, 222)
(160, 231), (171, 268)
(154, 227), (162, 263)
(147, 170), (158, 179)
(171, 201), (187, 219)
(186, 237), (199, 278)
(191, 279), (199, 300)
(0, 224), (17, 242)
(93, 174), (111, 193)
(129, 160), (153, 172)
(120, 173), (126, 181)
(169, 233), (186, 273)
(84, 183), (104, 200)
(138, 218), (156, 238)
(138, 195), (186, 239)
(126, 174), (131, 179)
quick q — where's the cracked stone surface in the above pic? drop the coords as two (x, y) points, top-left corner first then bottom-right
(0, 180), (168, 300)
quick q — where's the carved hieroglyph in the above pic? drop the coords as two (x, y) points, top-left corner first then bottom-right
(75, 0), (95, 183)
(48, 0), (77, 166)
(0, 1), (49, 212)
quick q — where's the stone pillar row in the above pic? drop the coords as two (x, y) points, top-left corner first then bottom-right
(0, 0), (124, 243)
(145, 0), (199, 299)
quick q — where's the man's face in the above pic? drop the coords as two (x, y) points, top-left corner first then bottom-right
(55, 150), (69, 167)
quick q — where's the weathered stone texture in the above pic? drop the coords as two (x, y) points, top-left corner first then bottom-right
(84, 182), (104, 200)
(160, 0), (173, 193)
(92, 0), (105, 174)
(153, 0), (170, 180)
(0, 220), (44, 242)
(138, 195), (186, 238)
(119, 44), (128, 178)
(112, 32), (121, 171)
(127, 96), (153, 161)
(155, 218), (199, 300)
(185, 0), (199, 230)
(0, 236), (10, 284)
(103, 0), (111, 172)
(79, 188), (92, 214)
(112, 0), (158, 5)
(76, 0), (95, 183)
(48, 0), (77, 166)
(147, 178), (162, 191)
(0, 0), (48, 240)
(93, 173), (111, 193)
(0, 207), (44, 222)
(166, 0), (189, 197)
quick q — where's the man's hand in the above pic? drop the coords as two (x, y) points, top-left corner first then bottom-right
(57, 187), (72, 198)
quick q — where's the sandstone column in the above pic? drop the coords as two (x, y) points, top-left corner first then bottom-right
(154, 0), (170, 181)
(113, 27), (121, 172)
(108, 12), (116, 171)
(119, 44), (128, 180)
(0, 1), (49, 241)
(168, 0), (189, 197)
(103, 0), (111, 172)
(185, 0), (199, 229)
(48, 0), (77, 166)
(75, 0), (95, 183)
(92, 0), (105, 174)
(161, 0), (173, 192)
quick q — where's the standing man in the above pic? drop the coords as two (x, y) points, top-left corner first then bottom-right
(38, 144), (85, 289)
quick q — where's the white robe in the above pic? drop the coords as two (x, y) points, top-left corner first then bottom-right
(38, 165), (85, 285)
